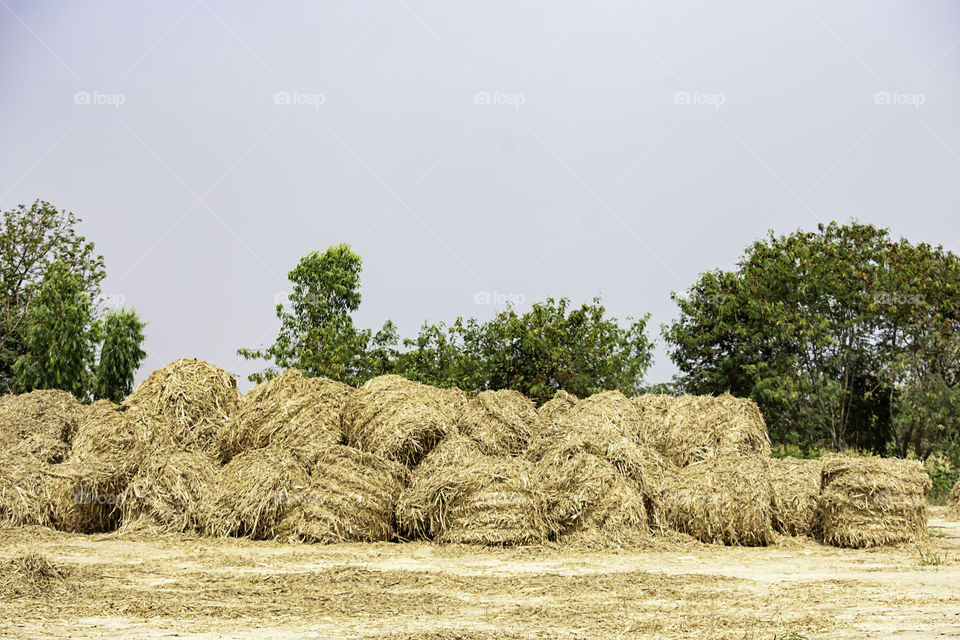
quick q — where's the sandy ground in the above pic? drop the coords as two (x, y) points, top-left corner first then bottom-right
(1, 508), (958, 640)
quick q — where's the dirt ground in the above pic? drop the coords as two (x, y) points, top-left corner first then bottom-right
(1, 508), (957, 640)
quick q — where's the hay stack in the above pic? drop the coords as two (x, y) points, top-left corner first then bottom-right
(276, 445), (408, 543)
(120, 448), (217, 533)
(538, 452), (650, 546)
(124, 358), (240, 458)
(200, 447), (309, 540)
(0, 389), (83, 463)
(820, 455), (931, 548)
(0, 458), (63, 528)
(536, 389), (578, 424)
(948, 477), (960, 518)
(220, 369), (351, 465)
(454, 389), (538, 456)
(768, 457), (823, 537)
(639, 393), (770, 467)
(397, 435), (550, 545)
(660, 456), (774, 546)
(343, 375), (464, 467)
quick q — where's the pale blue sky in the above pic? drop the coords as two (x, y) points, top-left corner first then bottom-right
(2, 1), (958, 390)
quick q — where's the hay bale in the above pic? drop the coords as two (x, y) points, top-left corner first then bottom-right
(948, 477), (960, 518)
(536, 389), (578, 424)
(397, 435), (550, 545)
(0, 389), (83, 462)
(46, 462), (121, 534)
(120, 448), (217, 533)
(220, 369), (351, 465)
(200, 447), (309, 540)
(768, 457), (823, 537)
(639, 393), (771, 467)
(343, 375), (464, 467)
(820, 455), (931, 548)
(0, 458), (63, 528)
(454, 389), (537, 456)
(660, 456), (774, 546)
(276, 445), (409, 543)
(124, 358), (240, 458)
(538, 452), (650, 546)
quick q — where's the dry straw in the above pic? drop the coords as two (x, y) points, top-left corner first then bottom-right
(200, 446), (310, 540)
(0, 389), (83, 463)
(660, 456), (774, 546)
(536, 389), (578, 424)
(768, 457), (823, 537)
(124, 358), (240, 459)
(820, 455), (931, 548)
(455, 389), (538, 456)
(120, 447), (217, 533)
(397, 435), (550, 546)
(636, 393), (771, 467)
(343, 375), (465, 467)
(220, 369), (351, 465)
(948, 477), (960, 518)
(276, 445), (409, 543)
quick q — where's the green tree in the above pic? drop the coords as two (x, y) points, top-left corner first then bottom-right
(394, 298), (654, 404)
(13, 261), (98, 398)
(0, 201), (105, 393)
(92, 309), (147, 402)
(239, 245), (396, 385)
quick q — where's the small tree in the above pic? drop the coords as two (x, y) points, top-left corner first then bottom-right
(14, 261), (98, 398)
(93, 309), (147, 402)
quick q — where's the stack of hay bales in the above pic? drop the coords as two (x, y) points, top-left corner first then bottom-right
(768, 457), (823, 537)
(343, 375), (465, 467)
(277, 445), (408, 543)
(948, 477), (960, 519)
(200, 447), (309, 539)
(398, 435), (550, 545)
(219, 369), (352, 465)
(455, 389), (538, 456)
(123, 358), (241, 459)
(530, 391), (666, 544)
(642, 393), (775, 545)
(819, 455), (931, 547)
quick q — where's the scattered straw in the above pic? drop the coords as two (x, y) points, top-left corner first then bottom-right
(124, 358), (240, 459)
(200, 447), (310, 540)
(0, 553), (74, 598)
(768, 457), (822, 537)
(820, 455), (930, 548)
(455, 389), (537, 456)
(276, 445), (409, 543)
(220, 369), (351, 465)
(343, 375), (463, 467)
(660, 456), (774, 546)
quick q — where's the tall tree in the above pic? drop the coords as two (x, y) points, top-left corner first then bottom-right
(0, 201), (105, 393)
(93, 309), (147, 402)
(13, 261), (98, 398)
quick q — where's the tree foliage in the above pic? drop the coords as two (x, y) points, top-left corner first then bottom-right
(93, 310), (147, 403)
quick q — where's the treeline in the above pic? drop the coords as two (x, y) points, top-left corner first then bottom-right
(4, 201), (959, 466)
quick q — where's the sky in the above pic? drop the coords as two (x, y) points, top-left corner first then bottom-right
(1, 0), (959, 392)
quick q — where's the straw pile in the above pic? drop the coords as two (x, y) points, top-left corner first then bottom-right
(397, 435), (550, 545)
(820, 455), (931, 548)
(455, 390), (538, 456)
(948, 477), (960, 518)
(220, 369), (351, 465)
(0, 458), (63, 528)
(276, 445), (409, 543)
(0, 389), (83, 463)
(124, 358), (240, 459)
(638, 393), (770, 467)
(537, 389), (578, 424)
(120, 448), (217, 533)
(200, 447), (309, 540)
(768, 457), (823, 537)
(660, 456), (774, 546)
(343, 375), (465, 467)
